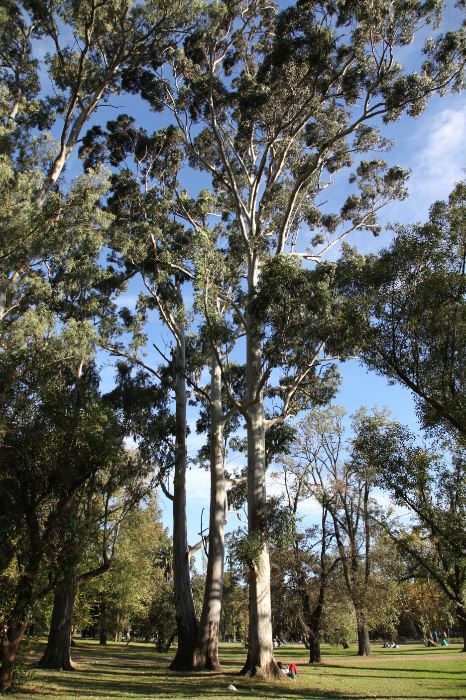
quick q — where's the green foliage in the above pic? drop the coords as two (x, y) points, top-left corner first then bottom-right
(353, 418), (466, 626)
(132, 581), (177, 652)
(339, 179), (466, 440)
(321, 590), (356, 647)
(80, 495), (171, 642)
(220, 568), (248, 643)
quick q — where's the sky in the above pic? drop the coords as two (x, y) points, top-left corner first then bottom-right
(32, 1), (466, 556)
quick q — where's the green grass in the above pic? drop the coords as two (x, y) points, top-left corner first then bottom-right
(13, 639), (466, 700)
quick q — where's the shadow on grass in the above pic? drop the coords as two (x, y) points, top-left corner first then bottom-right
(26, 662), (466, 700)
(320, 663), (466, 676)
(22, 641), (466, 700)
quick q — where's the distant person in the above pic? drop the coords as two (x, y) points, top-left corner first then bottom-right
(432, 630), (438, 643)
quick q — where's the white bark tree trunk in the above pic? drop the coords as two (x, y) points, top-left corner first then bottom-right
(196, 350), (226, 669)
(241, 263), (279, 679)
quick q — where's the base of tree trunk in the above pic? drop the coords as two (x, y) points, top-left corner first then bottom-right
(38, 656), (77, 671)
(196, 619), (222, 671)
(308, 637), (322, 664)
(197, 657), (222, 671)
(240, 658), (284, 681)
(357, 622), (371, 656)
(195, 643), (222, 671)
(169, 659), (199, 671)
(457, 611), (466, 652)
(0, 620), (28, 692)
(169, 644), (199, 672)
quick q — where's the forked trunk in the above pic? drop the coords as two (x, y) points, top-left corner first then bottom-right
(196, 353), (225, 670)
(356, 614), (371, 656)
(240, 326), (280, 680)
(38, 584), (78, 670)
(170, 330), (199, 670)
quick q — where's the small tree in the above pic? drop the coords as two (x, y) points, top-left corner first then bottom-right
(354, 419), (466, 651)
(290, 405), (394, 656)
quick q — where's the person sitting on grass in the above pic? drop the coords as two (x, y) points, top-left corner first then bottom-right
(288, 663), (298, 677)
(277, 662), (298, 678)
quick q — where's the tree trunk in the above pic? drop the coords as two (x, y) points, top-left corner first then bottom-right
(170, 328), (199, 670)
(0, 567), (40, 691)
(456, 604), (466, 652)
(308, 631), (322, 664)
(196, 352), (225, 670)
(298, 564), (324, 663)
(0, 264), (8, 322)
(38, 584), (78, 670)
(356, 613), (371, 656)
(0, 619), (28, 692)
(240, 319), (280, 680)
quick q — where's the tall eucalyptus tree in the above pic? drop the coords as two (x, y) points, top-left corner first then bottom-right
(79, 115), (244, 669)
(133, 0), (466, 677)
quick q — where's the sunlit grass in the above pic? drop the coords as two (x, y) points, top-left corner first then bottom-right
(14, 639), (466, 700)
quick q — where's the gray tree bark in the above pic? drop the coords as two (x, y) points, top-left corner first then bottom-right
(240, 290), (280, 679)
(170, 328), (199, 670)
(356, 614), (371, 657)
(38, 585), (77, 670)
(196, 351), (226, 670)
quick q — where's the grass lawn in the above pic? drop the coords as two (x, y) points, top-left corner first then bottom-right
(13, 639), (466, 700)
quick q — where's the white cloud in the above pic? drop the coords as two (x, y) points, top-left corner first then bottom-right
(409, 106), (466, 208)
